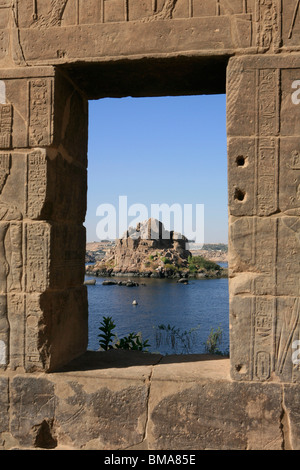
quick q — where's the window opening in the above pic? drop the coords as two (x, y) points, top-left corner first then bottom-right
(85, 95), (229, 356)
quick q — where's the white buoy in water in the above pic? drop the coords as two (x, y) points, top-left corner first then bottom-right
(132, 300), (138, 305)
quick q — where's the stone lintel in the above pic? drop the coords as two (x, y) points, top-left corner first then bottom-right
(19, 16), (253, 65)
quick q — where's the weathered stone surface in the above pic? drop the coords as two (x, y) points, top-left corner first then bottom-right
(0, 0), (299, 452)
(0, 66), (88, 372)
(0, 376), (9, 435)
(2, 352), (300, 450)
(227, 55), (300, 384)
(283, 384), (300, 450)
(10, 376), (56, 448)
(55, 381), (148, 449)
(149, 380), (283, 450)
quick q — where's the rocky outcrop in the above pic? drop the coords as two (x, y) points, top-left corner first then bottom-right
(86, 218), (191, 278)
(86, 219), (226, 279)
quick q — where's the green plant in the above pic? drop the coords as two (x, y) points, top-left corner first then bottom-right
(188, 255), (221, 272)
(204, 326), (228, 356)
(115, 332), (150, 351)
(98, 316), (150, 352)
(164, 263), (177, 272)
(98, 316), (116, 351)
(155, 323), (200, 354)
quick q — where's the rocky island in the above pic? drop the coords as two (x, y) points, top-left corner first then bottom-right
(86, 219), (227, 280)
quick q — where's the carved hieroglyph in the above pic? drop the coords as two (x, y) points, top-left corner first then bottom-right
(0, 0), (257, 65)
(4, 0), (300, 68)
(0, 1), (299, 381)
(228, 56), (300, 383)
(0, 68), (88, 372)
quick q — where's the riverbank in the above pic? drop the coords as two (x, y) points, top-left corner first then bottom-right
(85, 265), (228, 280)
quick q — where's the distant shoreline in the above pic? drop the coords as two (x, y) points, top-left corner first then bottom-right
(85, 265), (228, 281)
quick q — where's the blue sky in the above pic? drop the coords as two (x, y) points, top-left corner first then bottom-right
(85, 94), (228, 244)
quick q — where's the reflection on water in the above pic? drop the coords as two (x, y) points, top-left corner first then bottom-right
(86, 274), (229, 355)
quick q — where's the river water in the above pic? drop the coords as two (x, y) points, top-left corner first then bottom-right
(86, 266), (229, 355)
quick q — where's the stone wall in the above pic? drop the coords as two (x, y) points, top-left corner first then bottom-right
(1, 350), (299, 450)
(0, 67), (88, 372)
(0, 0), (299, 450)
(227, 55), (300, 384)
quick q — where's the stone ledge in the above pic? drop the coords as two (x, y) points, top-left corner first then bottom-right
(54, 350), (231, 381)
(0, 350), (299, 450)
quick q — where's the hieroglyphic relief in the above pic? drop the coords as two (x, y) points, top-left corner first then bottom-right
(26, 151), (47, 219)
(25, 294), (45, 368)
(22, 0), (254, 26)
(237, 62), (300, 382)
(7, 223), (22, 293)
(252, 297), (276, 381)
(0, 104), (12, 149)
(257, 138), (278, 216)
(0, 152), (23, 367)
(277, 298), (300, 381)
(282, 0), (300, 45)
(256, 0), (281, 52)
(7, 293), (25, 369)
(0, 1), (11, 61)
(0, 151), (49, 369)
(24, 223), (50, 294)
(28, 79), (52, 147)
(0, 222), (9, 366)
(227, 58), (300, 382)
(248, 67), (280, 379)
(31, 0), (69, 28)
(141, 0), (177, 21)
(257, 68), (280, 136)
(274, 216), (300, 381)
(255, 69), (279, 217)
(283, 147), (300, 215)
(0, 75), (54, 150)
(246, 216), (299, 382)
(0, 152), (10, 191)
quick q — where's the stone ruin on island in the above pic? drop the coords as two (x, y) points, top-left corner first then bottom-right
(87, 218), (192, 277)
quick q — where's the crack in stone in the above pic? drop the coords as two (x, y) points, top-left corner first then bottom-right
(124, 355), (163, 450)
(142, 356), (163, 446)
(280, 388), (292, 450)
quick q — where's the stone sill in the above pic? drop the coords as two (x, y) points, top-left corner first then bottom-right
(53, 349), (231, 383)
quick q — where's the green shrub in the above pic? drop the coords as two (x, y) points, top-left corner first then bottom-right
(155, 323), (201, 354)
(115, 332), (150, 351)
(164, 263), (177, 272)
(98, 316), (150, 352)
(204, 326), (229, 356)
(188, 255), (221, 271)
(98, 316), (116, 351)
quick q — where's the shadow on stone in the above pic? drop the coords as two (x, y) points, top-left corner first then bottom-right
(53, 349), (226, 373)
(34, 420), (57, 450)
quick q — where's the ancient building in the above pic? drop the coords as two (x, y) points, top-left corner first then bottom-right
(0, 0), (300, 450)
(89, 218), (192, 275)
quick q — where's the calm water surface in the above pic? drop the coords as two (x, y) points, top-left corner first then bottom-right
(86, 269), (229, 355)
